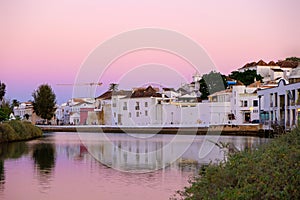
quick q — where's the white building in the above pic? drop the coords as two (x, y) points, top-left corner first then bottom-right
(208, 89), (232, 125)
(105, 86), (208, 127)
(238, 60), (295, 83)
(67, 98), (95, 125)
(231, 85), (261, 124)
(13, 102), (43, 124)
(258, 79), (300, 130)
(207, 83), (263, 125)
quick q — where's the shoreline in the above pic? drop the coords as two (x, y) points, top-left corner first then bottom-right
(38, 124), (272, 137)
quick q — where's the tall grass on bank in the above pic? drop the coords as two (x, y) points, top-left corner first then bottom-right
(174, 128), (300, 200)
(0, 120), (43, 143)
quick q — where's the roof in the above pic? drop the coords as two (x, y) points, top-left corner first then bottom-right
(96, 91), (112, 100)
(72, 98), (90, 103)
(162, 87), (175, 92)
(96, 90), (132, 100)
(277, 60), (299, 68)
(129, 86), (162, 98)
(240, 59), (298, 70)
(225, 76), (244, 86)
(248, 81), (262, 88)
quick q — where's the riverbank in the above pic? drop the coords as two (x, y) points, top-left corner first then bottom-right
(174, 127), (300, 199)
(38, 124), (271, 137)
(0, 120), (43, 143)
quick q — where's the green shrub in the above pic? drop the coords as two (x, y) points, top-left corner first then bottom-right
(0, 123), (17, 142)
(0, 120), (42, 143)
(174, 128), (300, 200)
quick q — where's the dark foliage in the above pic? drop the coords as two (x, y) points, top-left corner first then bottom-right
(32, 84), (56, 121)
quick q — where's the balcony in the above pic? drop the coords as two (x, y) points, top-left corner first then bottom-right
(123, 106), (127, 110)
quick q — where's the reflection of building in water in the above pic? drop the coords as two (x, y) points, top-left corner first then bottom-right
(85, 135), (268, 172)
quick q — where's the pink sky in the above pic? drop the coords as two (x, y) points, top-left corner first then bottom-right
(1, 0), (299, 103)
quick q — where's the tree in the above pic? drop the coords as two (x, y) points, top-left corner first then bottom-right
(199, 71), (227, 99)
(10, 99), (20, 111)
(229, 70), (263, 86)
(0, 81), (6, 102)
(109, 83), (119, 91)
(32, 84), (56, 121)
(0, 99), (12, 121)
(285, 57), (300, 62)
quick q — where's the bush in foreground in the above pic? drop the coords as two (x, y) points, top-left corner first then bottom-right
(0, 120), (42, 143)
(174, 128), (300, 200)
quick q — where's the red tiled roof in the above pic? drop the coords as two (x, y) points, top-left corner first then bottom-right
(95, 91), (112, 100)
(130, 86), (162, 98)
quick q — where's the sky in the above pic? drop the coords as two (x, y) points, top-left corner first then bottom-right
(1, 0), (299, 103)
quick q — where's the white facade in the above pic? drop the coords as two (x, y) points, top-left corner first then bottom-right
(231, 86), (261, 124)
(13, 102), (33, 120)
(258, 79), (300, 129)
(65, 98), (95, 125)
(70, 112), (80, 125)
(238, 65), (293, 83)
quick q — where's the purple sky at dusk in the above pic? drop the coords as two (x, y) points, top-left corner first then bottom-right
(1, 0), (299, 103)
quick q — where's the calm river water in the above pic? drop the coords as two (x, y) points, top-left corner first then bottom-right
(0, 132), (269, 200)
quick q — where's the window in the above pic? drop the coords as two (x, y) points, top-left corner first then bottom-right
(145, 110), (148, 116)
(114, 112), (116, 118)
(129, 112), (131, 118)
(135, 102), (140, 110)
(253, 100), (258, 107)
(241, 100), (248, 107)
(136, 112), (139, 117)
(274, 93), (278, 107)
(145, 102), (148, 107)
(123, 102), (127, 110)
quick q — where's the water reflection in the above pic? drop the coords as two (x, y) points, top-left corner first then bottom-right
(32, 143), (56, 173)
(0, 133), (270, 200)
(32, 143), (56, 193)
(0, 142), (28, 160)
(83, 133), (269, 173)
(0, 160), (4, 191)
(0, 142), (29, 192)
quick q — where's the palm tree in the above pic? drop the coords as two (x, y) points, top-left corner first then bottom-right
(0, 81), (6, 108)
(0, 81), (6, 102)
(109, 83), (119, 91)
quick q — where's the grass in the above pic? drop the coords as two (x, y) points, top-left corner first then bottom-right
(0, 120), (43, 143)
(173, 127), (300, 200)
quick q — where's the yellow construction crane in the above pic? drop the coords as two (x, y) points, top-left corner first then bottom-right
(56, 82), (103, 86)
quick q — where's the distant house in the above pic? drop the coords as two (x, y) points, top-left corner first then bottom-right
(68, 98), (95, 125)
(13, 102), (42, 124)
(238, 60), (297, 83)
(231, 85), (261, 124)
(112, 86), (162, 126)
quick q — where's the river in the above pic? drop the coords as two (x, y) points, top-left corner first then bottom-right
(0, 132), (270, 200)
